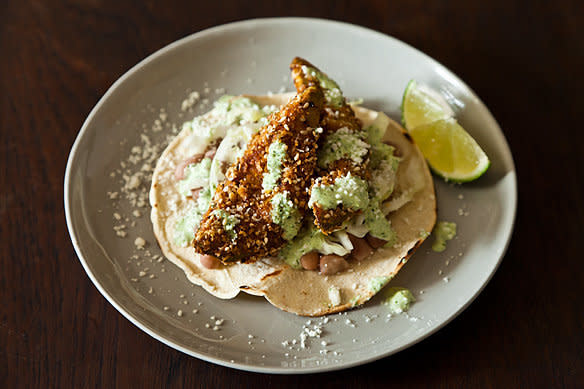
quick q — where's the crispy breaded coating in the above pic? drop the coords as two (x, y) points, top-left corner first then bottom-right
(290, 57), (370, 234)
(193, 87), (324, 263)
(291, 57), (361, 133)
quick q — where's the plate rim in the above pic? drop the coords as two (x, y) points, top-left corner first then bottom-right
(64, 16), (517, 374)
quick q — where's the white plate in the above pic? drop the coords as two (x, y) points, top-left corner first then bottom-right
(65, 18), (516, 373)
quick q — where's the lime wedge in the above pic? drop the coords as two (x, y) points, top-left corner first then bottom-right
(401, 80), (454, 129)
(408, 118), (490, 182)
(401, 80), (490, 182)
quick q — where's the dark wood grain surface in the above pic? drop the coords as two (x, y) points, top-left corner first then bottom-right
(2, 0), (583, 387)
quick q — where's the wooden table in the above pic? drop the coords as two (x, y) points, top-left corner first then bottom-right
(2, 1), (583, 387)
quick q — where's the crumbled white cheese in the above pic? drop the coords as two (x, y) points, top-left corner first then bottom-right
(345, 319), (356, 328)
(328, 286), (341, 307)
(134, 237), (146, 249)
(126, 174), (141, 190)
(181, 91), (200, 111)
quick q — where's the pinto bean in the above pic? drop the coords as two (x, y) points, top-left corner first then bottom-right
(319, 255), (349, 275)
(199, 254), (220, 269)
(366, 234), (387, 249)
(174, 153), (205, 180)
(300, 251), (319, 270)
(348, 234), (374, 261)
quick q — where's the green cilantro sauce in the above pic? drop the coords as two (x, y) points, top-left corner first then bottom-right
(363, 201), (396, 242)
(279, 227), (322, 269)
(211, 95), (266, 125)
(384, 287), (416, 314)
(271, 191), (302, 241)
(173, 186), (212, 247)
(317, 128), (370, 168)
(432, 221), (457, 252)
(368, 276), (389, 293)
(177, 158), (212, 197)
(279, 225), (349, 269)
(309, 173), (369, 211)
(368, 143), (400, 201)
(301, 65), (344, 107)
(262, 141), (288, 192)
(359, 117), (401, 241)
(174, 211), (202, 248)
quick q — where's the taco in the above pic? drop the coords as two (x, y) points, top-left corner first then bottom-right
(149, 59), (436, 316)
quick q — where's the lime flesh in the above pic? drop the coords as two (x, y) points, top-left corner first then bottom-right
(402, 80), (454, 130)
(408, 118), (490, 182)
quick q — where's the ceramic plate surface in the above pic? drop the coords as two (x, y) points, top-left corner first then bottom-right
(65, 18), (516, 373)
